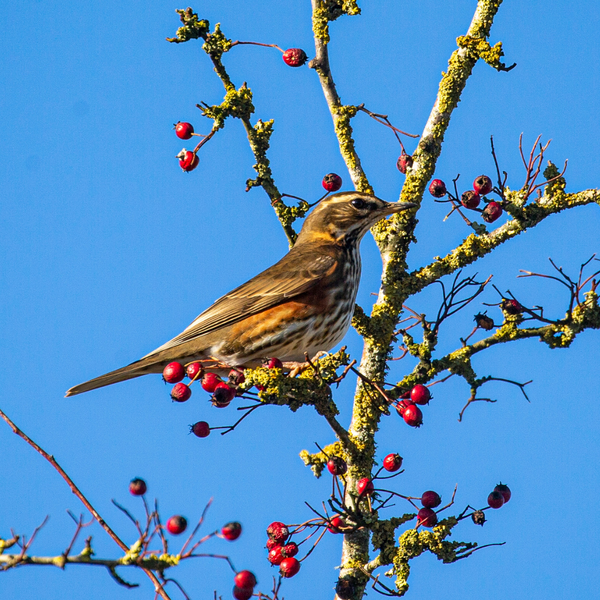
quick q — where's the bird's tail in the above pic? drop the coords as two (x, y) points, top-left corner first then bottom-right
(65, 356), (165, 397)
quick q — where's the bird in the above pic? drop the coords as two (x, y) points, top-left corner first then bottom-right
(65, 192), (415, 396)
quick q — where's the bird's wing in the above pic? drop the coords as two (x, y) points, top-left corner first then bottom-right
(147, 249), (337, 355)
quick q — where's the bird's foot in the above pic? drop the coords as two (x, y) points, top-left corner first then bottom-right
(284, 352), (328, 377)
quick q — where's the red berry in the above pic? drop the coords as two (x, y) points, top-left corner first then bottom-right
(282, 542), (299, 558)
(233, 586), (253, 600)
(201, 372), (222, 393)
(494, 483), (511, 503)
(186, 362), (204, 381)
(482, 201), (503, 223)
(322, 172), (342, 192)
(417, 507), (438, 528)
(488, 490), (505, 509)
(327, 515), (346, 533)
(175, 122), (194, 140)
(266, 521), (289, 544)
(402, 404), (423, 427)
(327, 456), (347, 476)
(279, 557), (301, 578)
(191, 421), (210, 438)
(178, 150), (199, 172)
(171, 382), (191, 402)
(163, 362), (185, 384)
(421, 490), (442, 509)
(265, 357), (283, 369)
(383, 453), (403, 472)
(410, 384), (431, 406)
(234, 570), (256, 590)
(266, 538), (279, 551)
(282, 48), (307, 67)
(268, 545), (284, 565)
(212, 382), (235, 407)
(129, 478), (147, 496)
(228, 368), (245, 386)
(166, 515), (187, 535)
(396, 152), (413, 174)
(461, 190), (481, 209)
(429, 179), (447, 197)
(473, 174), (493, 195)
(395, 399), (413, 416)
(501, 298), (522, 315)
(357, 477), (374, 497)
(221, 521), (242, 541)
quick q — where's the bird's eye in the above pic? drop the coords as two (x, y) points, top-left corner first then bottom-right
(351, 198), (367, 210)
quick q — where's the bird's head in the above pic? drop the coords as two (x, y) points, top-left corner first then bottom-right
(295, 192), (416, 246)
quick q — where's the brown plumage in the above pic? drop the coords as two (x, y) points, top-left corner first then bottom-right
(65, 192), (415, 396)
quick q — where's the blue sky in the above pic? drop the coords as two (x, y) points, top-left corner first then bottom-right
(1, 1), (599, 599)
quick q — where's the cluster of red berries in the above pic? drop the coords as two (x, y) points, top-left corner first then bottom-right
(417, 490), (442, 528)
(161, 358), (285, 438)
(395, 384), (432, 428)
(233, 570), (257, 600)
(487, 482), (511, 509)
(429, 174), (504, 223)
(174, 122), (199, 172)
(265, 521), (301, 578)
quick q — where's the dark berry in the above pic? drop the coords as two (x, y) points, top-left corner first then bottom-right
(474, 312), (495, 330)
(282, 48), (307, 67)
(336, 577), (358, 600)
(228, 368), (245, 386)
(178, 150), (199, 172)
(327, 456), (347, 476)
(494, 483), (511, 503)
(461, 190), (481, 209)
(501, 298), (522, 315)
(175, 122), (194, 140)
(383, 453), (403, 472)
(429, 179), (447, 198)
(171, 382), (191, 402)
(166, 515), (187, 535)
(402, 404), (423, 427)
(186, 362), (204, 381)
(265, 357), (283, 369)
(472, 509), (486, 526)
(191, 421), (210, 438)
(234, 570), (256, 590)
(487, 490), (505, 509)
(473, 174), (493, 195)
(129, 478), (147, 496)
(357, 477), (374, 497)
(417, 507), (438, 528)
(410, 384), (431, 406)
(163, 362), (185, 384)
(396, 152), (413, 174)
(279, 557), (301, 578)
(482, 201), (503, 223)
(267, 545), (284, 565)
(282, 542), (299, 558)
(201, 372), (222, 393)
(221, 521), (242, 541)
(233, 586), (252, 600)
(322, 173), (342, 192)
(212, 382), (235, 407)
(266, 521), (289, 544)
(421, 490), (442, 509)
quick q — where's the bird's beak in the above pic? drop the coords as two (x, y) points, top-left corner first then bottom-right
(382, 201), (417, 215)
